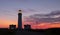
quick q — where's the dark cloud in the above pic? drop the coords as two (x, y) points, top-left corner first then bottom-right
(48, 10), (60, 16)
(24, 10), (60, 23)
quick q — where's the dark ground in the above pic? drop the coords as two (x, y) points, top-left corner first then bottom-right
(0, 28), (60, 35)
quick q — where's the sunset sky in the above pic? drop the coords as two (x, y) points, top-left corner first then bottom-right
(0, 0), (60, 29)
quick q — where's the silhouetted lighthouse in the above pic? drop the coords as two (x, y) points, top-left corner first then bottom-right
(18, 10), (22, 30)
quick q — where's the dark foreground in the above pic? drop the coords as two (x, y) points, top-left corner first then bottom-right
(0, 28), (60, 35)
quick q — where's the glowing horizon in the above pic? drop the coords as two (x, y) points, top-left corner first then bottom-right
(0, 19), (60, 29)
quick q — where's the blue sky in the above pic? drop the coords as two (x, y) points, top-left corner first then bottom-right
(0, 0), (60, 21)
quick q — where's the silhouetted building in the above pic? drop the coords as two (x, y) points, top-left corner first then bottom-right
(24, 24), (31, 30)
(9, 24), (16, 30)
(18, 10), (22, 30)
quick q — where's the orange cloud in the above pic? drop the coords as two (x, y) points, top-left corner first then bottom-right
(31, 22), (60, 29)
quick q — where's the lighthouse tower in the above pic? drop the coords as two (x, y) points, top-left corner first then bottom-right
(18, 10), (22, 30)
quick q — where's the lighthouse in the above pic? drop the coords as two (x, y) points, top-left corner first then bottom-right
(18, 10), (22, 30)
